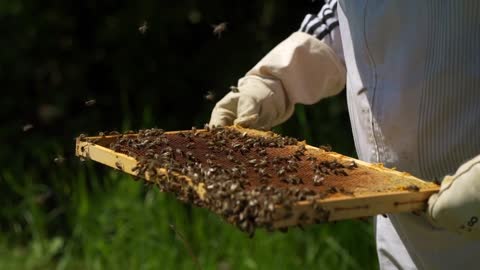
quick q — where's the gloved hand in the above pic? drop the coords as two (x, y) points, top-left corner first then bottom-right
(209, 32), (346, 129)
(208, 76), (291, 129)
(428, 154), (480, 239)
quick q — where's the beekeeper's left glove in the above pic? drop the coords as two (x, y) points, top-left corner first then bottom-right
(428, 154), (480, 239)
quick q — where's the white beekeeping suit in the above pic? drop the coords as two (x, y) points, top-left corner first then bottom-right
(210, 1), (480, 269)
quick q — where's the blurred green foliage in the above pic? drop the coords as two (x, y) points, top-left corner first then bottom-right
(0, 0), (373, 269)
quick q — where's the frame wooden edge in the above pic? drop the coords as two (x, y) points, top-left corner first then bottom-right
(76, 139), (207, 199)
(271, 188), (438, 228)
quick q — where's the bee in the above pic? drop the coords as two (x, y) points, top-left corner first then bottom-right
(347, 160), (358, 169)
(248, 159), (257, 165)
(282, 175), (303, 185)
(298, 144), (306, 152)
(258, 168), (270, 177)
(230, 85), (239, 93)
(298, 212), (309, 223)
(405, 184), (420, 192)
(256, 159), (268, 167)
(204, 91), (216, 102)
(326, 187), (340, 194)
(313, 175), (325, 186)
(53, 155), (65, 164)
(319, 144), (332, 152)
(232, 143), (242, 150)
(335, 169), (348, 176)
(284, 165), (294, 173)
(211, 22), (227, 38)
(206, 159), (213, 166)
(85, 99), (96, 106)
(138, 21), (148, 34)
(268, 142), (278, 147)
(22, 124), (34, 132)
(115, 161), (123, 170)
(191, 126), (197, 133)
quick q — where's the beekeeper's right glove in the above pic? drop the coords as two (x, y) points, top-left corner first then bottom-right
(209, 32), (346, 130)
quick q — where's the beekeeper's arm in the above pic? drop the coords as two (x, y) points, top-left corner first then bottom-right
(428, 154), (480, 239)
(209, 0), (346, 129)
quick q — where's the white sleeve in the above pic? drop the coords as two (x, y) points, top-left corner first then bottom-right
(244, 32), (346, 106)
(299, 0), (344, 64)
(235, 0), (346, 126)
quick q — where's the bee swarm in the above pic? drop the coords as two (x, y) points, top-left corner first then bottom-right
(85, 126), (360, 236)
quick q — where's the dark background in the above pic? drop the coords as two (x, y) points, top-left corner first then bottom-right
(0, 1), (367, 269)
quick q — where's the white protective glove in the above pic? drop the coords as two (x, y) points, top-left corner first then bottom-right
(428, 154), (480, 239)
(209, 32), (346, 129)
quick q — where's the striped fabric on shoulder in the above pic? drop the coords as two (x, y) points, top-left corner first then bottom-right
(299, 0), (339, 40)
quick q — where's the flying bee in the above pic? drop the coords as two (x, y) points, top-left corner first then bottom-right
(230, 85), (239, 93)
(211, 22), (227, 38)
(85, 99), (96, 106)
(138, 21), (148, 34)
(204, 91), (216, 102)
(53, 155), (65, 164)
(22, 124), (34, 132)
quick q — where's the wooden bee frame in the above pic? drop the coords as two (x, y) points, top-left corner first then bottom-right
(75, 127), (439, 229)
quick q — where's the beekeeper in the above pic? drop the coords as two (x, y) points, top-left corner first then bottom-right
(209, 1), (480, 269)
